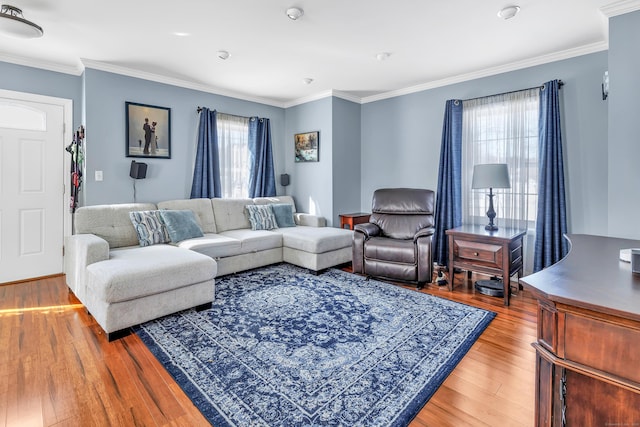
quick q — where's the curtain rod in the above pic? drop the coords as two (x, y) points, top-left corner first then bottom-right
(461, 80), (563, 103)
(196, 107), (265, 122)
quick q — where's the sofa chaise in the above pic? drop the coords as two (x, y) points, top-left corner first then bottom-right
(65, 196), (353, 340)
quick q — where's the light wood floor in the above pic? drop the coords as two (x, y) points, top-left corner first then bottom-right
(0, 270), (538, 426)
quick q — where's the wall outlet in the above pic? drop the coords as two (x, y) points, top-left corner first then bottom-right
(95, 170), (103, 181)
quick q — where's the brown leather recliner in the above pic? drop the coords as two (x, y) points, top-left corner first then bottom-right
(352, 188), (435, 288)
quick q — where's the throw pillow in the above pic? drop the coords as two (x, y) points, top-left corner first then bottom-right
(129, 210), (170, 247)
(245, 204), (279, 231)
(271, 203), (296, 228)
(158, 210), (204, 243)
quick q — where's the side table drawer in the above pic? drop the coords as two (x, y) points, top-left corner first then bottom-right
(455, 240), (503, 267)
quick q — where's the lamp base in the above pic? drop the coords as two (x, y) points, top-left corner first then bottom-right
(485, 224), (499, 231)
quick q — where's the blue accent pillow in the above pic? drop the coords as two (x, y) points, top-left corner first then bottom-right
(129, 210), (170, 247)
(271, 203), (296, 228)
(246, 204), (279, 230)
(158, 210), (204, 243)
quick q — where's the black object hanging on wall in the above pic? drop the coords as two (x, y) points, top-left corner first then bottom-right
(280, 173), (290, 187)
(129, 160), (147, 179)
(65, 125), (84, 213)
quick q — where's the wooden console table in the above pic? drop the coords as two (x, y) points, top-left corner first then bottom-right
(520, 234), (640, 426)
(339, 212), (370, 230)
(446, 225), (525, 306)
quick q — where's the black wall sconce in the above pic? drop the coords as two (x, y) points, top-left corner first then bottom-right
(280, 173), (290, 195)
(130, 160), (147, 202)
(129, 160), (147, 179)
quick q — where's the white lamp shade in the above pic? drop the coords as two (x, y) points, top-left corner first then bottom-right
(471, 163), (511, 189)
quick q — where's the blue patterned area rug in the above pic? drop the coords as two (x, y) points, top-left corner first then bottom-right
(135, 264), (495, 427)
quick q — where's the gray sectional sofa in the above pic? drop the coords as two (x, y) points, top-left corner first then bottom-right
(65, 196), (353, 340)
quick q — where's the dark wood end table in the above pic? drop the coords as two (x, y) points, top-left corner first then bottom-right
(339, 212), (370, 230)
(446, 224), (526, 306)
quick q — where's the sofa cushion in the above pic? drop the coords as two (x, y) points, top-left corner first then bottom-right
(211, 198), (253, 232)
(271, 203), (296, 228)
(253, 195), (297, 213)
(175, 233), (242, 258)
(86, 245), (216, 303)
(75, 203), (157, 248)
(129, 210), (170, 247)
(246, 204), (279, 230)
(273, 226), (353, 254)
(221, 229), (283, 253)
(158, 210), (204, 243)
(157, 198), (217, 233)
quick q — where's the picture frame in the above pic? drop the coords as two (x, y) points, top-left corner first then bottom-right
(294, 131), (319, 162)
(126, 101), (171, 159)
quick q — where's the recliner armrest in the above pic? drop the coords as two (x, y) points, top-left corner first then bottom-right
(414, 227), (435, 242)
(354, 222), (381, 238)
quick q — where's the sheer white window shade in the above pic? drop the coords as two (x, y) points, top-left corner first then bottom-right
(462, 88), (540, 232)
(217, 113), (250, 199)
(462, 89), (540, 275)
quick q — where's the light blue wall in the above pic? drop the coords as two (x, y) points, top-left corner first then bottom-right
(83, 68), (285, 205)
(332, 98), (361, 226)
(361, 51), (609, 236)
(284, 97), (334, 223)
(0, 47), (613, 237)
(608, 10), (640, 239)
(0, 61), (82, 130)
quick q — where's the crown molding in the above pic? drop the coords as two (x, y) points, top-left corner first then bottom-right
(80, 58), (286, 108)
(331, 90), (362, 105)
(283, 89), (361, 108)
(282, 90), (333, 108)
(0, 38), (612, 109)
(0, 52), (81, 76)
(361, 41), (608, 104)
(601, 0), (640, 17)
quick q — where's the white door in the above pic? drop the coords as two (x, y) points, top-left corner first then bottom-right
(0, 92), (69, 283)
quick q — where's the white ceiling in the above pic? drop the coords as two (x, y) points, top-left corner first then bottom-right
(0, 1), (637, 107)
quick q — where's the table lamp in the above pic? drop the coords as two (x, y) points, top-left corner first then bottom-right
(471, 163), (510, 231)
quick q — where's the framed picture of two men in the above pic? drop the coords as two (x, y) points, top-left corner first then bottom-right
(126, 101), (171, 159)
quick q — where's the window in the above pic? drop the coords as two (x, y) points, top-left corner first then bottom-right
(217, 113), (250, 198)
(462, 88), (540, 230)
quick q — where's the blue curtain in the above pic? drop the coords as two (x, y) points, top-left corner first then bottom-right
(190, 108), (221, 198)
(248, 117), (276, 197)
(534, 80), (568, 272)
(433, 100), (463, 266)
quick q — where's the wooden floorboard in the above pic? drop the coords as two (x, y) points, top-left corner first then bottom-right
(0, 270), (537, 426)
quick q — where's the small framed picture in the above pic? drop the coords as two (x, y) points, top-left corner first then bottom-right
(295, 131), (319, 162)
(126, 102), (171, 158)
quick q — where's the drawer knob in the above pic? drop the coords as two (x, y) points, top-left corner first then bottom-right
(474, 252), (479, 256)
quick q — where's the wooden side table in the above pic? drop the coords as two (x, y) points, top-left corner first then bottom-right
(446, 225), (525, 306)
(339, 212), (370, 230)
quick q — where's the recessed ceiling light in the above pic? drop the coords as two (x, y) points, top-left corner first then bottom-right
(302, 77), (313, 85)
(173, 31), (190, 37)
(217, 50), (230, 60)
(376, 52), (391, 61)
(497, 5), (520, 20)
(286, 7), (304, 20)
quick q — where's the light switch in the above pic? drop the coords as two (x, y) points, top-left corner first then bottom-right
(95, 170), (103, 181)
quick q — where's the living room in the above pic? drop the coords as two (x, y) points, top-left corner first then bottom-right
(1, 1), (640, 426)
